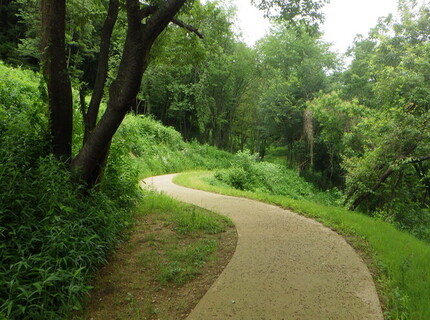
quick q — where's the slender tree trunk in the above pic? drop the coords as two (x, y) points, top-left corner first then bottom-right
(84, 0), (119, 142)
(41, 0), (73, 161)
(349, 166), (395, 210)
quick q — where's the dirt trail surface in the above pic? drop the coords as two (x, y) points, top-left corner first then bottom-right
(142, 174), (384, 320)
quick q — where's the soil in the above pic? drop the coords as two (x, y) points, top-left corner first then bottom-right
(79, 209), (237, 319)
(143, 174), (384, 320)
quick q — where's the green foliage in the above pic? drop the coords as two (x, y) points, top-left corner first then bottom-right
(214, 151), (337, 204)
(0, 60), (234, 318)
(0, 64), (137, 319)
(140, 2), (256, 149)
(254, 0), (328, 25)
(342, 105), (430, 239)
(315, 2), (430, 240)
(306, 91), (369, 185)
(115, 114), (235, 178)
(249, 23), (339, 162)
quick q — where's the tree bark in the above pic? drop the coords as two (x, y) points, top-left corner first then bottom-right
(72, 0), (187, 185)
(84, 0), (120, 142)
(41, 0), (73, 161)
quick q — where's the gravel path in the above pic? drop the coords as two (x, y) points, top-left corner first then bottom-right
(142, 174), (383, 320)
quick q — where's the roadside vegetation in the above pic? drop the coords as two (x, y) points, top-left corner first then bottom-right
(175, 170), (430, 320)
(79, 191), (235, 320)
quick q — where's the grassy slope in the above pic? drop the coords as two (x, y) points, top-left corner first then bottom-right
(174, 171), (430, 320)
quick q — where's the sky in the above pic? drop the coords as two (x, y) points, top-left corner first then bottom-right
(321, 0), (398, 54)
(232, 0), (400, 53)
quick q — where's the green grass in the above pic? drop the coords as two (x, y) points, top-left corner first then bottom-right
(139, 189), (233, 234)
(78, 189), (235, 320)
(138, 190), (233, 286)
(157, 239), (218, 285)
(174, 171), (430, 320)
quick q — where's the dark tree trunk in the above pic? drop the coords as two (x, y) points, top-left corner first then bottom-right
(84, 0), (119, 143)
(41, 0), (73, 161)
(348, 151), (430, 211)
(72, 0), (187, 185)
(349, 166), (395, 210)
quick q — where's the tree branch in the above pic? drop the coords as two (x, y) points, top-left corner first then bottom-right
(85, 0), (119, 142)
(409, 154), (430, 164)
(139, 5), (158, 20)
(139, 5), (203, 39)
(171, 17), (204, 38)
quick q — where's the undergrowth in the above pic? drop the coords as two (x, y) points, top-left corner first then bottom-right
(116, 115), (234, 179)
(0, 63), (234, 319)
(215, 150), (341, 205)
(0, 64), (138, 319)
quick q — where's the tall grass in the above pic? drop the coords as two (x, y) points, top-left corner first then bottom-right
(174, 171), (430, 320)
(0, 63), (138, 319)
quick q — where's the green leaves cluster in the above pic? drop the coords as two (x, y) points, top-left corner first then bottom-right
(214, 150), (337, 203)
(307, 1), (430, 238)
(139, 2), (256, 149)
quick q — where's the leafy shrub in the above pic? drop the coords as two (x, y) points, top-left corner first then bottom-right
(215, 150), (338, 204)
(115, 114), (234, 178)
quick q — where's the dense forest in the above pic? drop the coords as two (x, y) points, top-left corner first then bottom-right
(1, 0), (429, 318)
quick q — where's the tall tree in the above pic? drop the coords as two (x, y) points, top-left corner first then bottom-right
(339, 1), (430, 214)
(71, 0), (190, 185)
(253, 23), (338, 163)
(38, 0), (329, 187)
(41, 0), (73, 160)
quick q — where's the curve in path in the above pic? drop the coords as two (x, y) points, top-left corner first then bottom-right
(143, 174), (383, 320)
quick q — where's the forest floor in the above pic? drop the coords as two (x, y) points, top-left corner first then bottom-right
(143, 174), (384, 320)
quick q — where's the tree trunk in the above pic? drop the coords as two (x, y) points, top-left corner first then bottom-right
(41, 0), (73, 161)
(72, 0), (187, 186)
(84, 0), (119, 143)
(349, 166), (395, 210)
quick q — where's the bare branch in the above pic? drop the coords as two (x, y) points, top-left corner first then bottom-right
(171, 17), (204, 39)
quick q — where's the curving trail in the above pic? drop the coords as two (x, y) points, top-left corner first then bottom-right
(142, 174), (383, 320)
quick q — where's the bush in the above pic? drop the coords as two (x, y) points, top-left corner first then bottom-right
(115, 114), (234, 178)
(214, 150), (338, 204)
